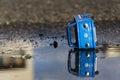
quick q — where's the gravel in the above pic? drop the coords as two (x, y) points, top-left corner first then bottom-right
(0, 0), (120, 23)
(0, 0), (119, 52)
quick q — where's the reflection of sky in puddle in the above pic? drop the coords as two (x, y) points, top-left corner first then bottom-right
(33, 41), (68, 80)
(0, 40), (119, 80)
(33, 40), (120, 80)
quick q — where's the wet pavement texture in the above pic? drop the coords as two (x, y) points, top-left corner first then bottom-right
(0, 20), (119, 80)
(0, 0), (120, 80)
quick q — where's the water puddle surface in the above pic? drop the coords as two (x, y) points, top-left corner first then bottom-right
(33, 40), (120, 80)
(0, 39), (119, 80)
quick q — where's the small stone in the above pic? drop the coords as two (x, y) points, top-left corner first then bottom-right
(23, 39), (26, 42)
(61, 35), (65, 39)
(30, 40), (34, 42)
(53, 41), (58, 48)
(50, 41), (58, 48)
(35, 42), (38, 45)
(22, 54), (32, 59)
(50, 43), (53, 46)
(54, 36), (57, 39)
(39, 33), (44, 37)
(116, 44), (120, 46)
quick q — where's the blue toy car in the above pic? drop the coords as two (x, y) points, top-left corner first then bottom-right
(67, 14), (97, 49)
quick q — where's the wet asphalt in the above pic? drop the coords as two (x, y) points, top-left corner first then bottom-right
(0, 0), (120, 80)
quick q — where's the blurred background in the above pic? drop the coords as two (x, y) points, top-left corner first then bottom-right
(0, 0), (120, 23)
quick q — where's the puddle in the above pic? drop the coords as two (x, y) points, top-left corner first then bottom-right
(0, 39), (119, 80)
(33, 40), (120, 80)
(0, 21), (119, 80)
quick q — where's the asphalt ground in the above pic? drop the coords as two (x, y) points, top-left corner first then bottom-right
(0, 0), (119, 52)
(0, 0), (120, 23)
